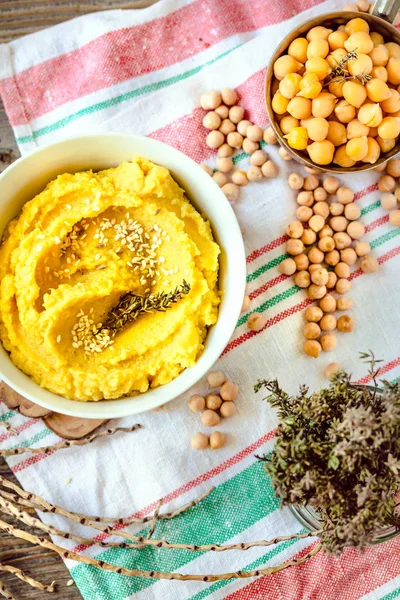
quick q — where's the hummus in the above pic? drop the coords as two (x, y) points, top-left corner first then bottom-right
(0, 158), (220, 401)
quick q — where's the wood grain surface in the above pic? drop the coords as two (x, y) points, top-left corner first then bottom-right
(0, 2), (158, 597)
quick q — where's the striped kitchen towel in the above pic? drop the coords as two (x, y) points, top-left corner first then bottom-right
(1, 1), (400, 599)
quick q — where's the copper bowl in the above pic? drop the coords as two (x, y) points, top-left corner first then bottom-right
(265, 2), (400, 173)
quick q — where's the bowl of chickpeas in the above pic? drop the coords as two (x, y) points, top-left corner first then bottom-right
(265, 2), (400, 172)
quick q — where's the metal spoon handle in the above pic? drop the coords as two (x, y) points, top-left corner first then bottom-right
(372, 0), (400, 23)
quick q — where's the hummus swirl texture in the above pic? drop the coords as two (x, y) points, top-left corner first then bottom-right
(0, 158), (220, 401)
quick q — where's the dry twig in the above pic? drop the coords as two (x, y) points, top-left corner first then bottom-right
(0, 422), (17, 436)
(0, 579), (16, 600)
(0, 561), (55, 592)
(146, 499), (162, 539)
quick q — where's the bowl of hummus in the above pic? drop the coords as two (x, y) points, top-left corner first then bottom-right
(0, 133), (246, 418)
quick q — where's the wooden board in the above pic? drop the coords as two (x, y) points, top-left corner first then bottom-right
(0, 1), (159, 596)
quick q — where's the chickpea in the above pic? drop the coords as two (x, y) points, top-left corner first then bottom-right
(304, 322), (321, 339)
(357, 102), (383, 127)
(307, 26), (333, 42)
(237, 120), (252, 136)
(345, 17), (369, 36)
(301, 177), (318, 193)
(386, 42), (400, 58)
(262, 160), (279, 178)
(220, 380), (239, 401)
(360, 255), (379, 274)
(330, 203), (344, 217)
(307, 39), (329, 59)
(218, 143), (234, 158)
(308, 263), (321, 274)
(318, 236), (335, 252)
(387, 57), (400, 85)
(219, 119), (236, 135)
(279, 73), (302, 99)
(206, 130), (225, 149)
(348, 53), (373, 77)
(336, 278), (352, 294)
(337, 296), (353, 310)
(247, 313), (267, 331)
(207, 370), (226, 388)
(345, 203), (362, 221)
(347, 221), (365, 239)
(378, 117), (400, 140)
(312, 93), (337, 119)
(337, 315), (355, 333)
(306, 306), (323, 322)
(319, 293), (337, 313)
(376, 136), (396, 152)
(201, 409), (220, 427)
(203, 111), (222, 130)
(346, 136), (369, 161)
(210, 431), (227, 450)
(250, 150), (268, 166)
(200, 90), (222, 110)
(189, 394), (206, 413)
(205, 394), (223, 411)
(274, 55), (302, 80)
(191, 432), (209, 450)
(297, 190), (314, 207)
(347, 119), (369, 139)
(330, 216), (349, 232)
(298, 73), (323, 99)
(232, 171), (249, 187)
(355, 241), (371, 256)
(371, 65), (388, 81)
(307, 140), (335, 165)
(212, 171), (228, 187)
(286, 221), (303, 239)
(345, 31), (374, 54)
(325, 249), (340, 265)
(335, 99), (356, 123)
(279, 146), (293, 161)
(320, 333), (337, 352)
(216, 157), (233, 173)
(306, 57), (332, 80)
(308, 246), (325, 264)
(241, 294), (251, 313)
(304, 339), (322, 358)
(340, 247), (358, 265)
(333, 145), (356, 167)
(247, 165), (263, 182)
(381, 90), (400, 113)
(287, 97), (312, 120)
(308, 283), (327, 299)
(221, 88), (238, 106)
(343, 80), (368, 108)
(244, 125), (263, 144)
(201, 164), (213, 176)
(320, 314), (337, 332)
(329, 77), (345, 98)
(226, 132), (243, 149)
(294, 270), (311, 288)
(389, 210), (400, 226)
(325, 362), (341, 379)
(263, 126), (278, 144)
(301, 229), (317, 245)
(327, 121), (347, 146)
(362, 137), (380, 164)
(294, 254), (310, 270)
(371, 32), (385, 46)
(328, 30), (348, 50)
(222, 183), (240, 202)
(335, 261), (351, 278)
(304, 117), (329, 142)
(319, 224), (334, 238)
(310, 266), (329, 286)
(337, 187), (354, 204)
(386, 158), (400, 177)
(327, 271), (338, 289)
(323, 176), (340, 194)
(242, 138), (259, 154)
(313, 202), (329, 220)
(215, 105), (229, 119)
(229, 105), (245, 124)
(295, 207), (312, 225)
(220, 401), (236, 418)
(327, 48), (348, 68)
(279, 257), (297, 275)
(288, 37), (309, 63)
(333, 231), (352, 249)
(288, 173), (304, 190)
(314, 187), (328, 202)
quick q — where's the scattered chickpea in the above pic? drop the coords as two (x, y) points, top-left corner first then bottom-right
(389, 210), (400, 226)
(337, 187), (354, 204)
(308, 283), (327, 299)
(207, 371), (226, 388)
(318, 236), (335, 252)
(386, 158), (400, 177)
(360, 255), (379, 272)
(263, 127), (278, 144)
(279, 147), (293, 161)
(220, 381), (239, 401)
(304, 175), (320, 191)
(355, 241), (371, 256)
(319, 293), (337, 312)
(313, 202), (330, 220)
(337, 315), (355, 333)
(287, 239), (305, 255)
(304, 322), (321, 339)
(241, 294), (251, 313)
(330, 202), (344, 216)
(279, 257), (297, 275)
(336, 278), (352, 294)
(201, 409), (221, 427)
(325, 362), (341, 379)
(340, 247), (358, 265)
(243, 138), (260, 154)
(347, 220), (365, 239)
(333, 231), (352, 249)
(220, 402), (236, 418)
(200, 90), (222, 110)
(327, 271), (338, 289)
(246, 125), (264, 142)
(215, 105), (229, 119)
(205, 394), (223, 411)
(218, 143), (233, 158)
(344, 203), (361, 220)
(308, 246), (325, 264)
(232, 171), (249, 186)
(297, 190), (314, 206)
(212, 171), (228, 187)
(320, 314), (337, 332)
(287, 221), (304, 238)
(325, 249), (340, 266)
(191, 432), (209, 450)
(229, 105), (245, 124)
(335, 261), (351, 278)
(314, 187), (328, 201)
(294, 270), (311, 288)
(381, 193), (397, 211)
(247, 165), (263, 182)
(189, 395), (206, 413)
(304, 339), (322, 358)
(305, 305), (323, 322)
(203, 111), (222, 130)
(227, 132), (244, 149)
(323, 176), (340, 194)
(219, 119), (236, 135)
(216, 157), (234, 173)
(206, 130), (225, 149)
(250, 150), (268, 166)
(209, 431), (227, 450)
(262, 160), (279, 178)
(222, 183), (240, 201)
(310, 266), (329, 285)
(320, 333), (337, 352)
(330, 216), (349, 232)
(247, 312), (267, 331)
(237, 120), (252, 136)
(337, 296), (353, 310)
(297, 206), (313, 222)
(319, 224), (334, 238)
(221, 88), (238, 106)
(294, 253), (310, 270)
(309, 214), (325, 232)
(378, 174), (396, 192)
(302, 229), (317, 245)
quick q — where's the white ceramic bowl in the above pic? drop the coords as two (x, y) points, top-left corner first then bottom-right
(0, 133), (246, 419)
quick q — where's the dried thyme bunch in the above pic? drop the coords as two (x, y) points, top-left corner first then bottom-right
(255, 355), (400, 554)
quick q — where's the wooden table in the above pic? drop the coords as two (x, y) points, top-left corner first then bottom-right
(0, 1), (157, 597)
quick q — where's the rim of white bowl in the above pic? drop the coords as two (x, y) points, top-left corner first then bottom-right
(0, 133), (246, 419)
